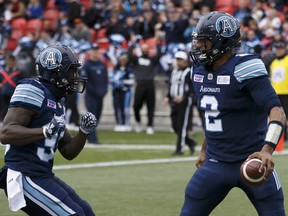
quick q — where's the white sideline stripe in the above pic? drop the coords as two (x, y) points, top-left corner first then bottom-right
(85, 143), (200, 150)
(53, 150), (288, 171)
(53, 157), (198, 170)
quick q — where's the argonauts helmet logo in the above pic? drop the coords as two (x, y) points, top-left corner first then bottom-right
(215, 15), (238, 38)
(39, 48), (62, 70)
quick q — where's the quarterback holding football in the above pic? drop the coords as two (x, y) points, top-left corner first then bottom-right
(180, 11), (286, 216)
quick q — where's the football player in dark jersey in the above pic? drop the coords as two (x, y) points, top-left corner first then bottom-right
(180, 12), (286, 216)
(0, 44), (97, 215)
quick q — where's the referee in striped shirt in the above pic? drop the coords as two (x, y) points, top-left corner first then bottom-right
(164, 50), (197, 155)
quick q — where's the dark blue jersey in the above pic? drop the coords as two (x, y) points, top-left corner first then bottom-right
(4, 78), (65, 177)
(192, 54), (281, 162)
(81, 60), (108, 97)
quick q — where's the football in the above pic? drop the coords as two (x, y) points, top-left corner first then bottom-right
(240, 158), (266, 186)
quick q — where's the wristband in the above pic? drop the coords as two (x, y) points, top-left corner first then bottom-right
(264, 121), (284, 149)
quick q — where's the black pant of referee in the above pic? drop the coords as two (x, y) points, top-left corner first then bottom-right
(171, 97), (197, 155)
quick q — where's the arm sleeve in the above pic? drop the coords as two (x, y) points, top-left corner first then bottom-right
(243, 76), (281, 114)
(234, 55), (281, 114)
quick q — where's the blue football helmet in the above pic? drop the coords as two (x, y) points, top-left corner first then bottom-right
(36, 44), (87, 95)
(190, 11), (241, 66)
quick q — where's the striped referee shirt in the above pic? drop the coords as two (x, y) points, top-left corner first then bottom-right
(168, 67), (192, 98)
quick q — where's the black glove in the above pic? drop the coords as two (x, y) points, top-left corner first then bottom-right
(80, 112), (98, 134)
(43, 115), (65, 138)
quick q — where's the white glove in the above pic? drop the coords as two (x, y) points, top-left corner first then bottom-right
(43, 115), (65, 138)
(80, 112), (98, 134)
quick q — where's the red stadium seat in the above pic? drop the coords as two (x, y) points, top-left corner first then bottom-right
(214, 0), (251, 15)
(25, 19), (42, 35)
(6, 38), (18, 51)
(95, 28), (109, 49)
(11, 18), (27, 39)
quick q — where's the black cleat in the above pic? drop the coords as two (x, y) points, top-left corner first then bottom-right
(188, 140), (197, 155)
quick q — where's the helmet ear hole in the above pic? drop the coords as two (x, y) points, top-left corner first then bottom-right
(50, 78), (55, 84)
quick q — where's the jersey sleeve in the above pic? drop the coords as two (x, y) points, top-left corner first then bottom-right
(9, 78), (45, 114)
(244, 76), (281, 114)
(234, 55), (268, 83)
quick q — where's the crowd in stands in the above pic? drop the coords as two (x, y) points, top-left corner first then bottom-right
(0, 0), (288, 134)
(0, 0), (287, 70)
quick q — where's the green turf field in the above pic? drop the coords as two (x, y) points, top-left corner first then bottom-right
(0, 130), (287, 216)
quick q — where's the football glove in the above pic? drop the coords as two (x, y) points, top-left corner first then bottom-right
(80, 112), (98, 134)
(43, 115), (65, 139)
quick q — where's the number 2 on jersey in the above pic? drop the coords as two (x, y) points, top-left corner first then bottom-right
(200, 95), (223, 132)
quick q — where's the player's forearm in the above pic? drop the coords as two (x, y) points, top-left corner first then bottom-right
(60, 130), (87, 160)
(264, 106), (286, 151)
(0, 125), (44, 146)
(268, 107), (286, 125)
(201, 137), (207, 153)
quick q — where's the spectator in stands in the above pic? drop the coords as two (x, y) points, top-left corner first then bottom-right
(191, 0), (215, 11)
(0, 0), (6, 17)
(66, 0), (85, 25)
(123, 0), (139, 18)
(0, 48), (5, 69)
(243, 16), (264, 40)
(109, 52), (134, 132)
(55, 0), (68, 12)
(82, 0), (109, 30)
(25, 0), (44, 20)
(81, 43), (108, 144)
(233, 0), (251, 23)
(105, 12), (127, 39)
(52, 20), (73, 44)
(135, 8), (158, 40)
(128, 34), (162, 134)
(258, 8), (282, 33)
(121, 14), (138, 40)
(37, 29), (53, 46)
(269, 40), (288, 141)
(71, 18), (91, 42)
(4, 0), (25, 22)
(250, 0), (266, 23)
(158, 7), (187, 44)
(242, 29), (263, 54)
(181, 0), (194, 20)
(183, 13), (199, 43)
(0, 54), (23, 121)
(107, 0), (125, 18)
(261, 27), (276, 51)
(282, 20), (288, 45)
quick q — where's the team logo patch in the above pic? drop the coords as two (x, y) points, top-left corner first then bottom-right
(194, 74), (204, 83)
(39, 48), (62, 69)
(216, 16), (238, 38)
(47, 99), (57, 109)
(217, 75), (230, 85)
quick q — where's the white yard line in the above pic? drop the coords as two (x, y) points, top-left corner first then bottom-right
(53, 157), (198, 170)
(85, 143), (189, 150)
(53, 147), (288, 170)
